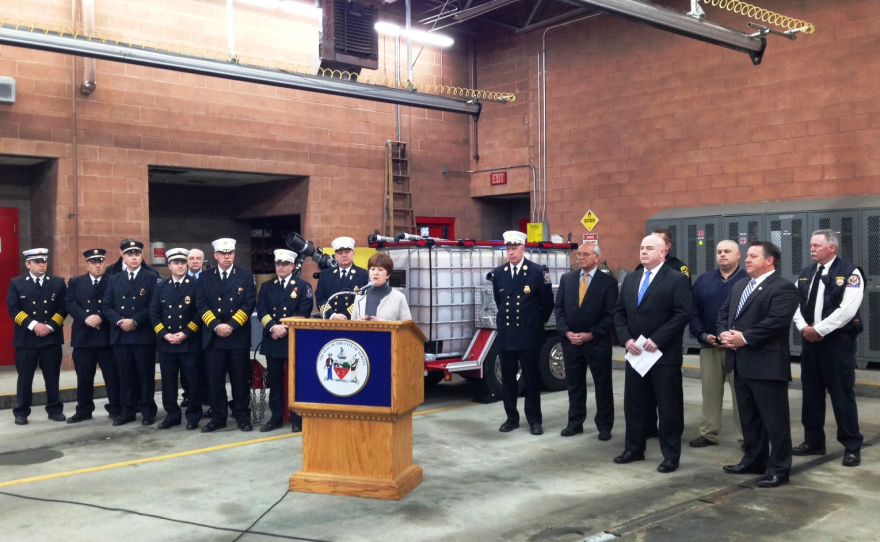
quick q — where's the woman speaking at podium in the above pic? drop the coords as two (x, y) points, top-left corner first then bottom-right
(333, 253), (412, 322)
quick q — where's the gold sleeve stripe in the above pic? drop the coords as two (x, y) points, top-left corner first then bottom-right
(260, 315), (273, 327)
(15, 311), (28, 325)
(51, 313), (64, 326)
(232, 310), (249, 325)
(202, 311), (217, 325)
(187, 321), (199, 332)
(319, 304), (328, 313)
(154, 323), (165, 334)
(347, 305), (354, 315)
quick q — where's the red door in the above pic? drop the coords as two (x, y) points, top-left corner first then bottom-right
(0, 208), (19, 366)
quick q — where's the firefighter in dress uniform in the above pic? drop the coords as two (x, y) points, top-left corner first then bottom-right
(103, 239), (161, 426)
(492, 231), (555, 436)
(66, 248), (121, 423)
(196, 238), (257, 433)
(150, 248), (203, 430)
(6, 248), (68, 425)
(315, 236), (368, 319)
(256, 249), (313, 433)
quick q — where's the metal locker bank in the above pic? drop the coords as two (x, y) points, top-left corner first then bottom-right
(647, 196), (880, 368)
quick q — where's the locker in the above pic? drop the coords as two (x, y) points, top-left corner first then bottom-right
(765, 213), (809, 356)
(813, 211), (860, 264)
(722, 214), (763, 271)
(680, 217), (722, 281)
(860, 209), (880, 361)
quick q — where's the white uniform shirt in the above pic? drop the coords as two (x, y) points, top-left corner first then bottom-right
(792, 257), (864, 336)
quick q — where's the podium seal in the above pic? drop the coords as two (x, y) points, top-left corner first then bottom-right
(317, 339), (371, 397)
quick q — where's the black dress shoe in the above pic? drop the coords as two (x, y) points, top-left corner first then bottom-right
(48, 412), (66, 422)
(180, 398), (190, 408)
(792, 442), (826, 456)
(201, 421), (227, 433)
(598, 431), (612, 441)
(157, 419), (180, 430)
(113, 416), (136, 426)
(67, 413), (92, 424)
(291, 422), (302, 433)
(14, 416), (28, 426)
(560, 425), (583, 437)
(529, 423), (544, 436)
(688, 435), (718, 448)
(238, 422), (253, 432)
(842, 450), (861, 467)
(108, 413), (120, 421)
(186, 422), (199, 431)
(757, 474), (789, 488)
(142, 418), (155, 426)
(499, 420), (520, 433)
(722, 463), (766, 475)
(260, 420), (282, 433)
(657, 459), (680, 473)
(613, 451), (645, 464)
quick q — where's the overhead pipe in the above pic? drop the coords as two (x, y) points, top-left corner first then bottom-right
(79, 0), (96, 95)
(563, 0), (767, 64)
(0, 23), (482, 116)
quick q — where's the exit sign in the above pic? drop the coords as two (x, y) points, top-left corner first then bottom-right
(490, 172), (507, 185)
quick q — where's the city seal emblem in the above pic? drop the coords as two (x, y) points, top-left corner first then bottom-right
(317, 339), (370, 397)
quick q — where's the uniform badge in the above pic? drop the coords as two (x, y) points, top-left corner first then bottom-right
(504, 266), (508, 272)
(524, 285), (531, 294)
(523, 265), (528, 271)
(291, 288), (298, 299)
(184, 296), (191, 305)
(848, 274), (861, 288)
(238, 287), (243, 295)
(185, 279), (189, 283)
(139, 288), (145, 296)
(680, 265), (690, 278)
(333, 269), (338, 274)
(350, 269), (356, 274)
(274, 279), (279, 284)
(353, 286), (359, 292)
(836, 277), (845, 286)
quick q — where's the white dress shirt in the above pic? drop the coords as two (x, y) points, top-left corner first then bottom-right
(792, 257), (864, 336)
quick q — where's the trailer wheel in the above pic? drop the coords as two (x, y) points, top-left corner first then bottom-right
(482, 342), (525, 398)
(539, 335), (567, 391)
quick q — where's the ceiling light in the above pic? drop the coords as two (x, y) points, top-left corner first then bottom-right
(374, 22), (454, 48)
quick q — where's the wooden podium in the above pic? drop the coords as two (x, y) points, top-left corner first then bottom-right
(281, 318), (427, 500)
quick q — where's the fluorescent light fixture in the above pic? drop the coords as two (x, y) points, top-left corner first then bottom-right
(234, 0), (322, 19)
(375, 22), (455, 48)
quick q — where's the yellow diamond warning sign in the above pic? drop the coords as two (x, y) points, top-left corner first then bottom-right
(581, 210), (599, 232)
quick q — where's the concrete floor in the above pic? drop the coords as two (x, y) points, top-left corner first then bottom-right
(1, 367), (879, 542)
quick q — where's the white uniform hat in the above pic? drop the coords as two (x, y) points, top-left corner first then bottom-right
(165, 248), (189, 262)
(502, 231), (528, 245)
(212, 238), (236, 253)
(23, 248), (49, 262)
(331, 237), (355, 251)
(274, 249), (297, 263)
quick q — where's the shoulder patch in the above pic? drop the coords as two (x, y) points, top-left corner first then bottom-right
(543, 270), (552, 285)
(680, 265), (690, 278)
(306, 285), (314, 298)
(847, 274), (861, 288)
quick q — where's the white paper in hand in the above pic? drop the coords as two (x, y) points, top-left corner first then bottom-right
(624, 335), (663, 377)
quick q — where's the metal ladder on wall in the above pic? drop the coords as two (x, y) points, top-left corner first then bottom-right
(382, 140), (416, 237)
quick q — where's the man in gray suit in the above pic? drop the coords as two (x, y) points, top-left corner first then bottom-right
(717, 241), (799, 488)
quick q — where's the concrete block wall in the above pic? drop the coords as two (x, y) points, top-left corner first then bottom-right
(473, 0), (880, 269)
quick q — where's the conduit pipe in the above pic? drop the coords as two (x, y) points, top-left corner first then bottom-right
(0, 23), (482, 116)
(79, 0), (96, 95)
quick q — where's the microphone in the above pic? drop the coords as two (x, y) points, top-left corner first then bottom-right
(357, 283), (375, 295)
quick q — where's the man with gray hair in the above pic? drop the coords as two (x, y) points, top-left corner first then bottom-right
(688, 240), (746, 449)
(792, 229), (864, 467)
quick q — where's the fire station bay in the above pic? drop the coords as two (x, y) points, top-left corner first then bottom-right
(3, 0), (880, 541)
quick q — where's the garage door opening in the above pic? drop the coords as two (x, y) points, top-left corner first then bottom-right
(477, 195), (531, 240)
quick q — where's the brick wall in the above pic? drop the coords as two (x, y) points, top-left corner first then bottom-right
(474, 0), (880, 269)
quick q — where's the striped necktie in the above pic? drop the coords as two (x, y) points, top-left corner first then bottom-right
(637, 270), (651, 305)
(736, 279), (757, 318)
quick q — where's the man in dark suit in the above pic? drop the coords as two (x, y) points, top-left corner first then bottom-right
(492, 230), (554, 436)
(6, 248), (68, 425)
(196, 238), (257, 433)
(315, 236), (368, 319)
(717, 241), (799, 488)
(66, 248), (121, 423)
(554, 242), (618, 440)
(792, 229), (864, 467)
(150, 248), (203, 430)
(103, 239), (161, 426)
(613, 235), (692, 473)
(257, 249), (314, 433)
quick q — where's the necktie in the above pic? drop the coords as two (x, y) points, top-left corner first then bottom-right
(579, 273), (588, 306)
(804, 265), (825, 325)
(129, 272), (134, 281)
(341, 270), (347, 281)
(93, 278), (99, 286)
(637, 270), (651, 305)
(175, 282), (180, 289)
(512, 265), (519, 279)
(222, 271), (228, 282)
(736, 279), (757, 318)
(35, 277), (41, 289)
